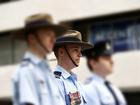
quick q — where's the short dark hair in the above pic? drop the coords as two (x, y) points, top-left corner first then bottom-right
(54, 47), (59, 59)
(24, 28), (37, 43)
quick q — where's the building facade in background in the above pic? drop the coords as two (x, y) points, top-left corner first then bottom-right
(0, 0), (140, 105)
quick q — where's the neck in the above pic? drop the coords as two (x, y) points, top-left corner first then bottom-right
(28, 47), (46, 59)
(58, 62), (73, 73)
(94, 70), (107, 79)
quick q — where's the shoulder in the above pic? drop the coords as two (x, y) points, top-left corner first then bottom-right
(84, 77), (103, 95)
(84, 77), (93, 84)
(54, 71), (62, 79)
(85, 76), (100, 87)
(12, 60), (35, 82)
(53, 71), (65, 93)
(84, 81), (96, 92)
(53, 71), (64, 85)
(84, 82), (99, 103)
(84, 78), (99, 93)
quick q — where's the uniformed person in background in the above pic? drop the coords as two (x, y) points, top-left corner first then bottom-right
(53, 30), (93, 105)
(82, 39), (127, 105)
(11, 13), (67, 105)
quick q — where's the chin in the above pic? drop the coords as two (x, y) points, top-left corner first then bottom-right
(108, 70), (113, 75)
(73, 63), (79, 68)
(76, 63), (80, 66)
(46, 49), (52, 54)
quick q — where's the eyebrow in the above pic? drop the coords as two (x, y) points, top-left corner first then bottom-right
(67, 44), (81, 49)
(71, 47), (81, 49)
(73, 47), (80, 48)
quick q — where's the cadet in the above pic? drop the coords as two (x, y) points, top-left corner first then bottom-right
(82, 40), (127, 105)
(11, 13), (67, 105)
(53, 30), (93, 105)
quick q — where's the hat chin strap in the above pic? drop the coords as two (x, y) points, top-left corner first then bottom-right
(64, 46), (78, 67)
(33, 32), (48, 55)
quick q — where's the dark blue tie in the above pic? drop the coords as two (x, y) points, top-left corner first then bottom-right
(105, 81), (120, 105)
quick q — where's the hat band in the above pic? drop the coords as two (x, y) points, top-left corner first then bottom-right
(56, 36), (81, 43)
(25, 20), (50, 28)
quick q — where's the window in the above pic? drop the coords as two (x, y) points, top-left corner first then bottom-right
(0, 36), (13, 65)
(0, 33), (27, 66)
(89, 20), (140, 52)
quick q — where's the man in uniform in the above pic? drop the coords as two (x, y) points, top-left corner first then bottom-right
(11, 13), (67, 105)
(82, 39), (127, 105)
(53, 30), (93, 105)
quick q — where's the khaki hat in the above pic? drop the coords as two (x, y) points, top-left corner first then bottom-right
(13, 13), (67, 40)
(54, 30), (93, 50)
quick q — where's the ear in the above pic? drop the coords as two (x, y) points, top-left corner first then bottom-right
(28, 34), (36, 43)
(89, 59), (97, 68)
(58, 48), (65, 57)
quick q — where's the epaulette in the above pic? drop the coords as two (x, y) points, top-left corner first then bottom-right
(84, 77), (93, 84)
(20, 58), (31, 67)
(54, 71), (62, 79)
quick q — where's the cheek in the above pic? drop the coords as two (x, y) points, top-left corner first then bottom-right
(101, 60), (112, 70)
(44, 37), (54, 46)
(73, 52), (79, 59)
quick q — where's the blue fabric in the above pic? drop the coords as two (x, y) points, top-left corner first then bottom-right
(84, 73), (127, 105)
(12, 51), (65, 105)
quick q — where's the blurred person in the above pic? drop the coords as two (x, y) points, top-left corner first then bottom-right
(11, 13), (67, 105)
(82, 39), (127, 105)
(53, 30), (93, 105)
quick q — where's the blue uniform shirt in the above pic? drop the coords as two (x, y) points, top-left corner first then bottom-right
(12, 52), (65, 105)
(84, 73), (127, 105)
(54, 65), (87, 105)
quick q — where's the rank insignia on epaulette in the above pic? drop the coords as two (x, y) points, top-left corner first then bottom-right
(21, 58), (31, 67)
(21, 61), (29, 67)
(54, 71), (62, 79)
(84, 77), (93, 84)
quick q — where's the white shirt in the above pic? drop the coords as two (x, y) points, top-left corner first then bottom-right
(12, 52), (65, 105)
(84, 73), (127, 105)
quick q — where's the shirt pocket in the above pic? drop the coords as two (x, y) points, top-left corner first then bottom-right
(38, 79), (48, 95)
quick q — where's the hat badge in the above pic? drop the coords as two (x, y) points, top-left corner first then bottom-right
(106, 43), (111, 50)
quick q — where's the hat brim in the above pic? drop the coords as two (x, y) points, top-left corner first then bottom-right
(54, 41), (93, 50)
(12, 24), (67, 40)
(82, 48), (112, 57)
(101, 51), (113, 56)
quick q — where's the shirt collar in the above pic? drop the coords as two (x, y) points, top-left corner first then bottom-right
(55, 65), (77, 80)
(24, 51), (48, 65)
(92, 72), (105, 83)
